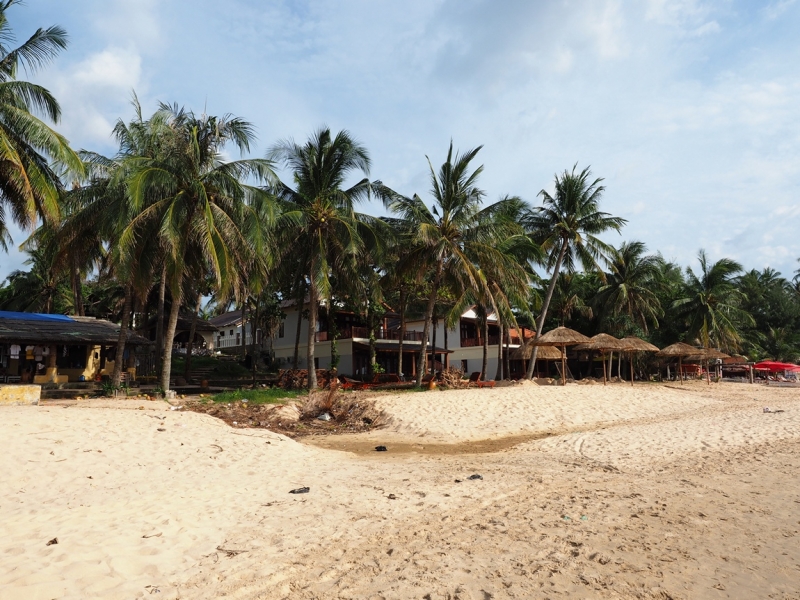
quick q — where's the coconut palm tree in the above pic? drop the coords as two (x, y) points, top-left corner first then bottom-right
(672, 249), (754, 351)
(123, 103), (276, 392)
(0, 1), (82, 246)
(271, 127), (381, 389)
(594, 241), (663, 334)
(386, 142), (526, 386)
(522, 164), (626, 379)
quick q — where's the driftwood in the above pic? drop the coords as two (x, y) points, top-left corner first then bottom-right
(277, 369), (335, 390)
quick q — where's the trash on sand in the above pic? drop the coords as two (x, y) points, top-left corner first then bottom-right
(467, 474), (483, 480)
(46, 537), (58, 546)
(764, 407), (771, 413)
(455, 479), (463, 483)
(317, 412), (332, 421)
(375, 445), (388, 452)
(289, 487), (310, 494)
(157, 428), (166, 432)
(388, 494), (397, 500)
(169, 406), (183, 411)
(362, 417), (373, 425)
(581, 515), (588, 521)
(563, 515), (571, 520)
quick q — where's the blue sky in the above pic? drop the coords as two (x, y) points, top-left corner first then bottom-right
(2, 0), (799, 281)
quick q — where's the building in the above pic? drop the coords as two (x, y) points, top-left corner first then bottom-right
(207, 311), (261, 351)
(0, 311), (152, 383)
(269, 301), (531, 379)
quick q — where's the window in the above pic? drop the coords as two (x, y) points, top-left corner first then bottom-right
(461, 360), (468, 373)
(229, 329), (234, 336)
(219, 331), (225, 337)
(278, 322), (285, 338)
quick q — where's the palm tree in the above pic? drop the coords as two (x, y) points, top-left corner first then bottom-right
(123, 103), (276, 392)
(271, 128), (380, 389)
(522, 165), (626, 379)
(672, 249), (754, 351)
(386, 142), (525, 386)
(0, 1), (82, 246)
(594, 241), (663, 334)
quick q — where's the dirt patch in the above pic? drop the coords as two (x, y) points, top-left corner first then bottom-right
(183, 392), (388, 438)
(304, 431), (558, 455)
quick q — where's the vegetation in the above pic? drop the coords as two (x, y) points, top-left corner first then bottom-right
(1, 1), (800, 393)
(211, 388), (306, 404)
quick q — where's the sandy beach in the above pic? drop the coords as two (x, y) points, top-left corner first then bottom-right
(2, 382), (800, 599)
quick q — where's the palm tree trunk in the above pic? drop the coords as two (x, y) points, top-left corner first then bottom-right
(416, 260), (442, 386)
(160, 285), (182, 392)
(155, 264), (167, 373)
(431, 316), (437, 375)
(527, 237), (569, 379)
(368, 306), (377, 380)
(111, 285), (132, 387)
(481, 313), (489, 380)
(184, 292), (202, 379)
(240, 291), (247, 362)
(71, 255), (84, 316)
(252, 299), (260, 387)
(397, 288), (406, 377)
(495, 321), (503, 381)
(306, 274), (318, 389)
(292, 284), (305, 369)
(504, 327), (511, 379)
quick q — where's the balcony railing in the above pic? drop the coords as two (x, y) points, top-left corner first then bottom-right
(216, 334), (253, 348)
(460, 335), (501, 347)
(315, 327), (425, 342)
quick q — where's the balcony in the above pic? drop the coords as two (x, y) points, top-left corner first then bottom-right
(460, 335), (501, 347)
(315, 327), (426, 343)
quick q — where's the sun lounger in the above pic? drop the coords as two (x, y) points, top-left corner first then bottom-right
(467, 372), (495, 388)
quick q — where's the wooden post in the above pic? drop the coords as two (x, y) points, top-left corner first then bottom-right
(678, 357), (683, 384)
(561, 345), (566, 386)
(602, 351), (607, 385)
(630, 353), (634, 386)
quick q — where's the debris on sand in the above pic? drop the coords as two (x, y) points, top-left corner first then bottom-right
(289, 487), (310, 494)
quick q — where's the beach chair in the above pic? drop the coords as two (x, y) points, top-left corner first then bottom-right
(467, 372), (496, 388)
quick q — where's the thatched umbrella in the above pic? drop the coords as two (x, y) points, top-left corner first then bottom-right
(511, 343), (562, 378)
(656, 342), (699, 384)
(574, 333), (627, 385)
(619, 337), (660, 386)
(688, 348), (730, 385)
(533, 327), (591, 385)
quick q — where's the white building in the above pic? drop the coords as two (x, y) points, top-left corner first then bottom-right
(270, 301), (532, 380)
(207, 311), (261, 351)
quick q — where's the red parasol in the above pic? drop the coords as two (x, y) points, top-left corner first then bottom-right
(754, 361), (800, 372)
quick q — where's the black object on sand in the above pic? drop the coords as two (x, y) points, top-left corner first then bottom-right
(289, 487), (310, 494)
(375, 446), (388, 452)
(467, 474), (483, 480)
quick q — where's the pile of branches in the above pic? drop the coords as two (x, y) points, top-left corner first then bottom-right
(439, 366), (466, 388)
(277, 369), (336, 389)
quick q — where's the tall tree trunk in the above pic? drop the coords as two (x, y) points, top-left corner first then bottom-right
(431, 316), (437, 375)
(397, 288), (406, 377)
(416, 260), (443, 386)
(160, 287), (182, 392)
(368, 305), (377, 380)
(71, 255), (84, 316)
(111, 285), (132, 387)
(292, 284), (305, 369)
(504, 326), (511, 379)
(526, 237), (569, 379)
(306, 275), (318, 389)
(481, 312), (489, 379)
(240, 291), (248, 362)
(252, 299), (260, 387)
(184, 292), (202, 379)
(495, 321), (503, 381)
(155, 264), (167, 374)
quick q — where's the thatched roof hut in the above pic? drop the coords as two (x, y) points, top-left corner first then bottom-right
(533, 326), (591, 346)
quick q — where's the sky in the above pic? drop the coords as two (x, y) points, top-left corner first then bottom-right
(1, 0), (799, 282)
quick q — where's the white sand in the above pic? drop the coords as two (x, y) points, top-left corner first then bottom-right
(2, 382), (799, 599)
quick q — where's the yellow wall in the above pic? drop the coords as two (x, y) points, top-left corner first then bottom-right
(0, 384), (40, 405)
